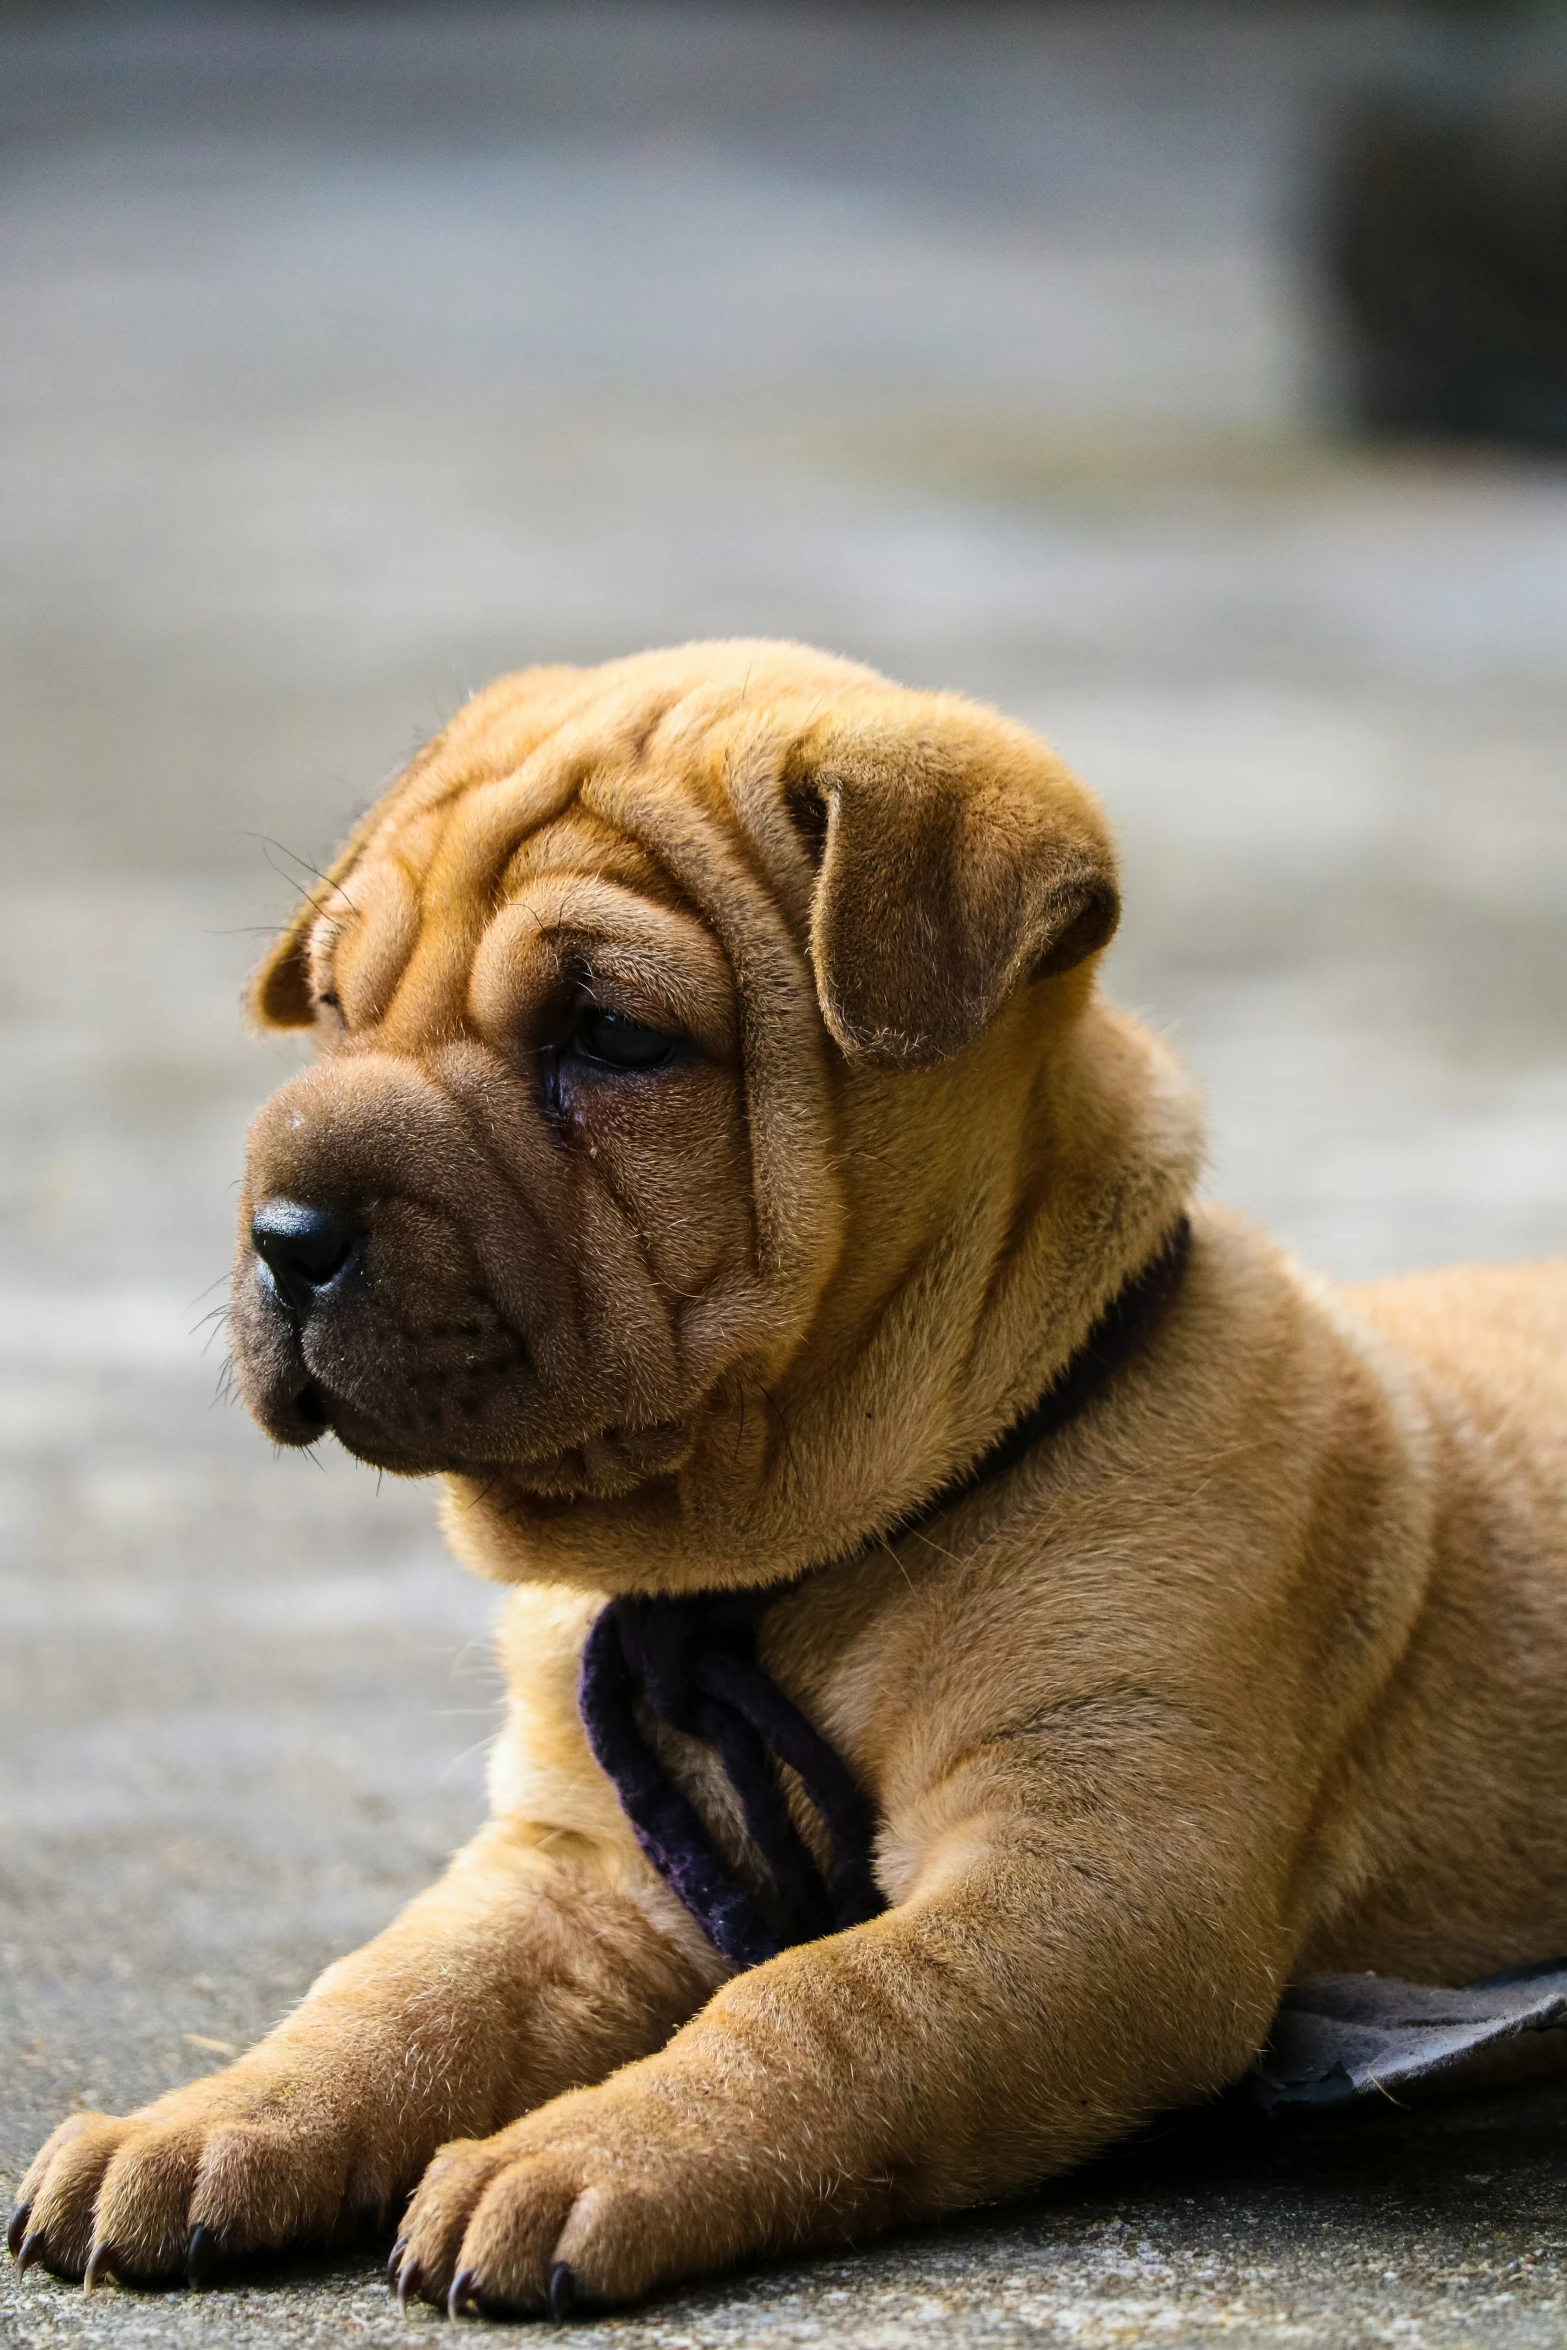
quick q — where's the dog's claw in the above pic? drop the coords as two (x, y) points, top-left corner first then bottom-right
(7, 2205), (30, 2261)
(17, 2231), (44, 2277)
(447, 2264), (477, 2319)
(83, 2242), (116, 2294)
(186, 2223), (220, 2288)
(548, 2261), (578, 2322)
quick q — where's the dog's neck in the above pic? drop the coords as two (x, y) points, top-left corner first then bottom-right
(443, 997), (1203, 1597)
(577, 1210), (1192, 1966)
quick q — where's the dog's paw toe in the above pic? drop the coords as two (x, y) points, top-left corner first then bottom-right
(400, 2120), (682, 2320)
(396, 2136), (516, 2310)
(11, 2114), (140, 2281)
(90, 2121), (220, 2283)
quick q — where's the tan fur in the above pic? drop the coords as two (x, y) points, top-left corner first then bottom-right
(16, 641), (1567, 2314)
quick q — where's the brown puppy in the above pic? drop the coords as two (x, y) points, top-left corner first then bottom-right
(14, 641), (1567, 2316)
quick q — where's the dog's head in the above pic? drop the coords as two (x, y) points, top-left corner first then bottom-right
(232, 641), (1134, 1588)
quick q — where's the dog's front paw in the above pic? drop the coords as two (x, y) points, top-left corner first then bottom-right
(394, 2078), (764, 2320)
(10, 2056), (401, 2288)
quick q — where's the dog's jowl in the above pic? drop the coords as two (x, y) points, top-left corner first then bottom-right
(13, 642), (1567, 2315)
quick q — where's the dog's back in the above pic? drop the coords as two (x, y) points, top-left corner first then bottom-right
(1353, 1259), (1567, 1406)
(1298, 1259), (1567, 1982)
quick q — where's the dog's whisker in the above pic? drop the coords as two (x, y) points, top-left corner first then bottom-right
(243, 830), (360, 919)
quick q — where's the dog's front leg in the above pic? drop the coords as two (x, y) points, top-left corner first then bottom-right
(396, 1798), (1290, 2318)
(11, 1818), (713, 2288)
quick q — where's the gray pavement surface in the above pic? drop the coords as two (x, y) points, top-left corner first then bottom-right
(2, 6), (1566, 2344)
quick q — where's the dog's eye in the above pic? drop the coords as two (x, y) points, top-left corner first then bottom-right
(567, 1008), (678, 1071)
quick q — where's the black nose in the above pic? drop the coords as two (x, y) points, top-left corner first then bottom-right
(251, 1199), (361, 1317)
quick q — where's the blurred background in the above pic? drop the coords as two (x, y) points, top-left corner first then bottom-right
(3, 3), (1565, 2336)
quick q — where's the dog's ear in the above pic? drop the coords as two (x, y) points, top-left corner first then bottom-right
(247, 831), (368, 1030)
(786, 702), (1119, 1067)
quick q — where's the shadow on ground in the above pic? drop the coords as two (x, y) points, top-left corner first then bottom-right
(6, 2080), (1566, 2346)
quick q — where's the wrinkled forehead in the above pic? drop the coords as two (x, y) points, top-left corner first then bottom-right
(307, 677), (817, 1045)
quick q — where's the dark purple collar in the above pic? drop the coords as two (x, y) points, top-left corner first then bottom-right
(578, 1215), (1192, 1968)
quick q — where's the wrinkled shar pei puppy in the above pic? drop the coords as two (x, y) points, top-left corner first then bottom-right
(13, 641), (1567, 2317)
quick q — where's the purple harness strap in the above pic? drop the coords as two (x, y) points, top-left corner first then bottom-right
(578, 1592), (882, 1967)
(578, 1216), (1192, 1968)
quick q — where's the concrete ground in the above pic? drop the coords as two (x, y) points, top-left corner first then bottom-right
(2, 6), (1565, 2344)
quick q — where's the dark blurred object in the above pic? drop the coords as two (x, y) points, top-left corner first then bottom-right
(1247, 1961), (1567, 2116)
(1324, 86), (1567, 446)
